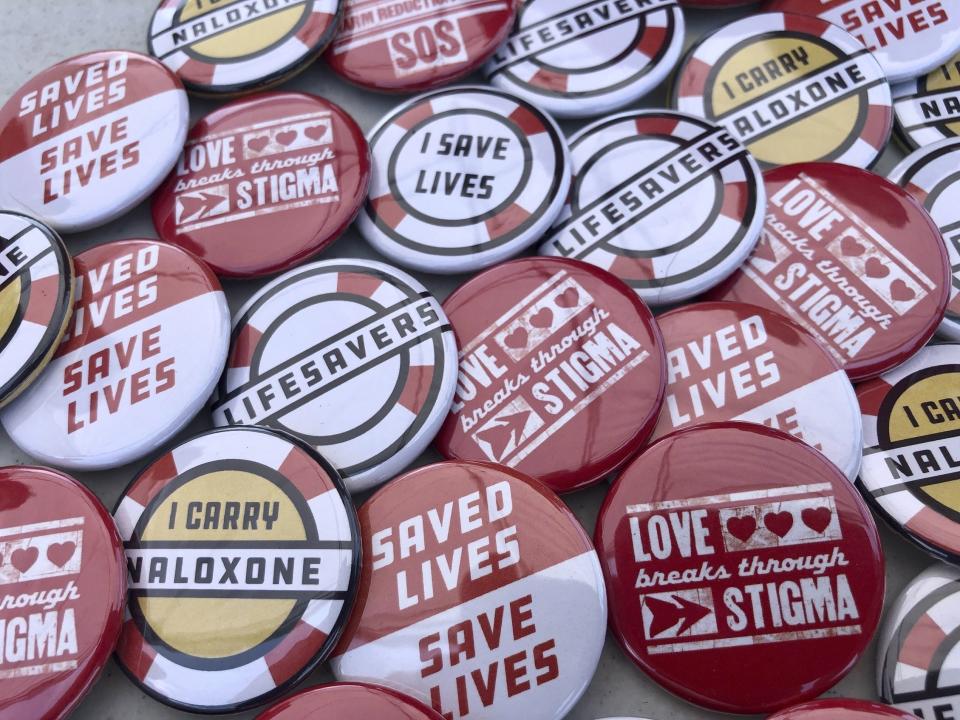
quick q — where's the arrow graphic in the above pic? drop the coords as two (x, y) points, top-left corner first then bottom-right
(178, 191), (226, 223)
(474, 410), (531, 461)
(645, 594), (712, 638)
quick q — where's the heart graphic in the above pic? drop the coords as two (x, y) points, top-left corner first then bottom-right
(304, 124), (327, 141)
(840, 236), (866, 257)
(763, 511), (794, 538)
(247, 136), (269, 152)
(529, 307), (553, 328)
(504, 327), (528, 349)
(865, 257), (890, 279)
(726, 516), (757, 543)
(555, 288), (579, 308)
(891, 279), (916, 302)
(11, 546), (38, 574)
(801, 507), (832, 534)
(276, 130), (297, 146)
(47, 541), (76, 568)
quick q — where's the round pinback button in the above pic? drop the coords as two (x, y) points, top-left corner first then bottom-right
(856, 343), (960, 563)
(769, 699), (918, 720)
(709, 162), (951, 381)
(877, 564), (960, 719)
(113, 426), (360, 713)
(326, 0), (516, 93)
(331, 461), (607, 720)
(672, 12), (892, 170)
(894, 51), (960, 151)
(596, 422), (885, 715)
(211, 258), (457, 493)
(652, 301), (862, 481)
(484, 0), (686, 119)
(0, 213), (74, 409)
(0, 51), (188, 233)
(0, 466), (125, 720)
(147, 0), (342, 96)
(359, 86), (570, 274)
(256, 682), (446, 720)
(538, 110), (765, 305)
(889, 139), (960, 341)
(1, 239), (230, 471)
(152, 92), (371, 278)
(764, 1), (960, 84)
(434, 257), (666, 494)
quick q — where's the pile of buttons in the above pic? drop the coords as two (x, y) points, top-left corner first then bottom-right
(6, 0), (960, 718)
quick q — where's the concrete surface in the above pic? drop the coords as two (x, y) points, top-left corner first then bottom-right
(0, 2), (933, 719)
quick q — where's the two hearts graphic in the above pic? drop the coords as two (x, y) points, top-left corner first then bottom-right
(4, 542), (76, 574)
(838, 236), (915, 301)
(247, 124), (326, 153)
(726, 507), (831, 542)
(504, 287), (581, 350)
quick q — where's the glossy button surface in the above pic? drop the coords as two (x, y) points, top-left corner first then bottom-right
(113, 426), (360, 713)
(539, 110), (765, 305)
(765, 0), (960, 83)
(360, 86), (570, 274)
(673, 12), (892, 169)
(653, 302), (862, 480)
(769, 699), (918, 720)
(1, 239), (230, 470)
(256, 682), (446, 719)
(211, 258), (458, 493)
(709, 163), (951, 380)
(0, 213), (74, 408)
(484, 0), (685, 119)
(152, 92), (370, 277)
(331, 461), (607, 720)
(0, 51), (188, 232)
(876, 565), (960, 719)
(894, 51), (960, 150)
(596, 423), (884, 714)
(435, 257), (666, 493)
(148, 0), (341, 95)
(0, 466), (125, 720)
(326, 0), (516, 92)
(889, 138), (960, 341)
(856, 343), (960, 563)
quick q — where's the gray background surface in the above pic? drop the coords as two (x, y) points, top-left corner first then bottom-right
(0, 2), (934, 719)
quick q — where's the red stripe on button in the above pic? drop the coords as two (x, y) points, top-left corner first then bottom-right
(22, 274), (61, 325)
(337, 271), (383, 298)
(397, 362), (434, 414)
(229, 324), (264, 369)
(529, 67), (568, 94)
(906, 506), (960, 556)
(296, 12), (335, 45)
(719, 181), (748, 221)
(677, 57), (712, 98)
(486, 203), (531, 240)
(855, 379), (894, 417)
(903, 182), (930, 205)
(899, 613), (947, 671)
(126, 450), (181, 507)
(610, 253), (655, 282)
(177, 57), (218, 88)
(394, 101), (435, 130)
(117, 621), (157, 681)
(635, 115), (680, 137)
(862, 104), (893, 151)
(279, 444), (336, 500)
(508, 105), (546, 136)
(370, 194), (407, 230)
(636, 25), (667, 59)
(265, 620), (329, 685)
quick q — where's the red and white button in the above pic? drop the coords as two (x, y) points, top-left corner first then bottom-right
(0, 466), (125, 720)
(152, 92), (371, 277)
(256, 682), (446, 719)
(331, 461), (607, 720)
(769, 699), (917, 720)
(596, 423), (884, 714)
(435, 257), (666, 494)
(326, 0), (517, 92)
(1, 239), (230, 470)
(0, 51), (188, 233)
(709, 163), (951, 381)
(653, 301), (862, 481)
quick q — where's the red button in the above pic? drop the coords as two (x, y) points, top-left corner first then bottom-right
(595, 422), (884, 714)
(0, 466), (125, 720)
(709, 162), (951, 381)
(152, 92), (370, 277)
(679, 1), (755, 6)
(769, 699), (917, 720)
(435, 257), (666, 493)
(326, 0), (518, 92)
(256, 682), (446, 719)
